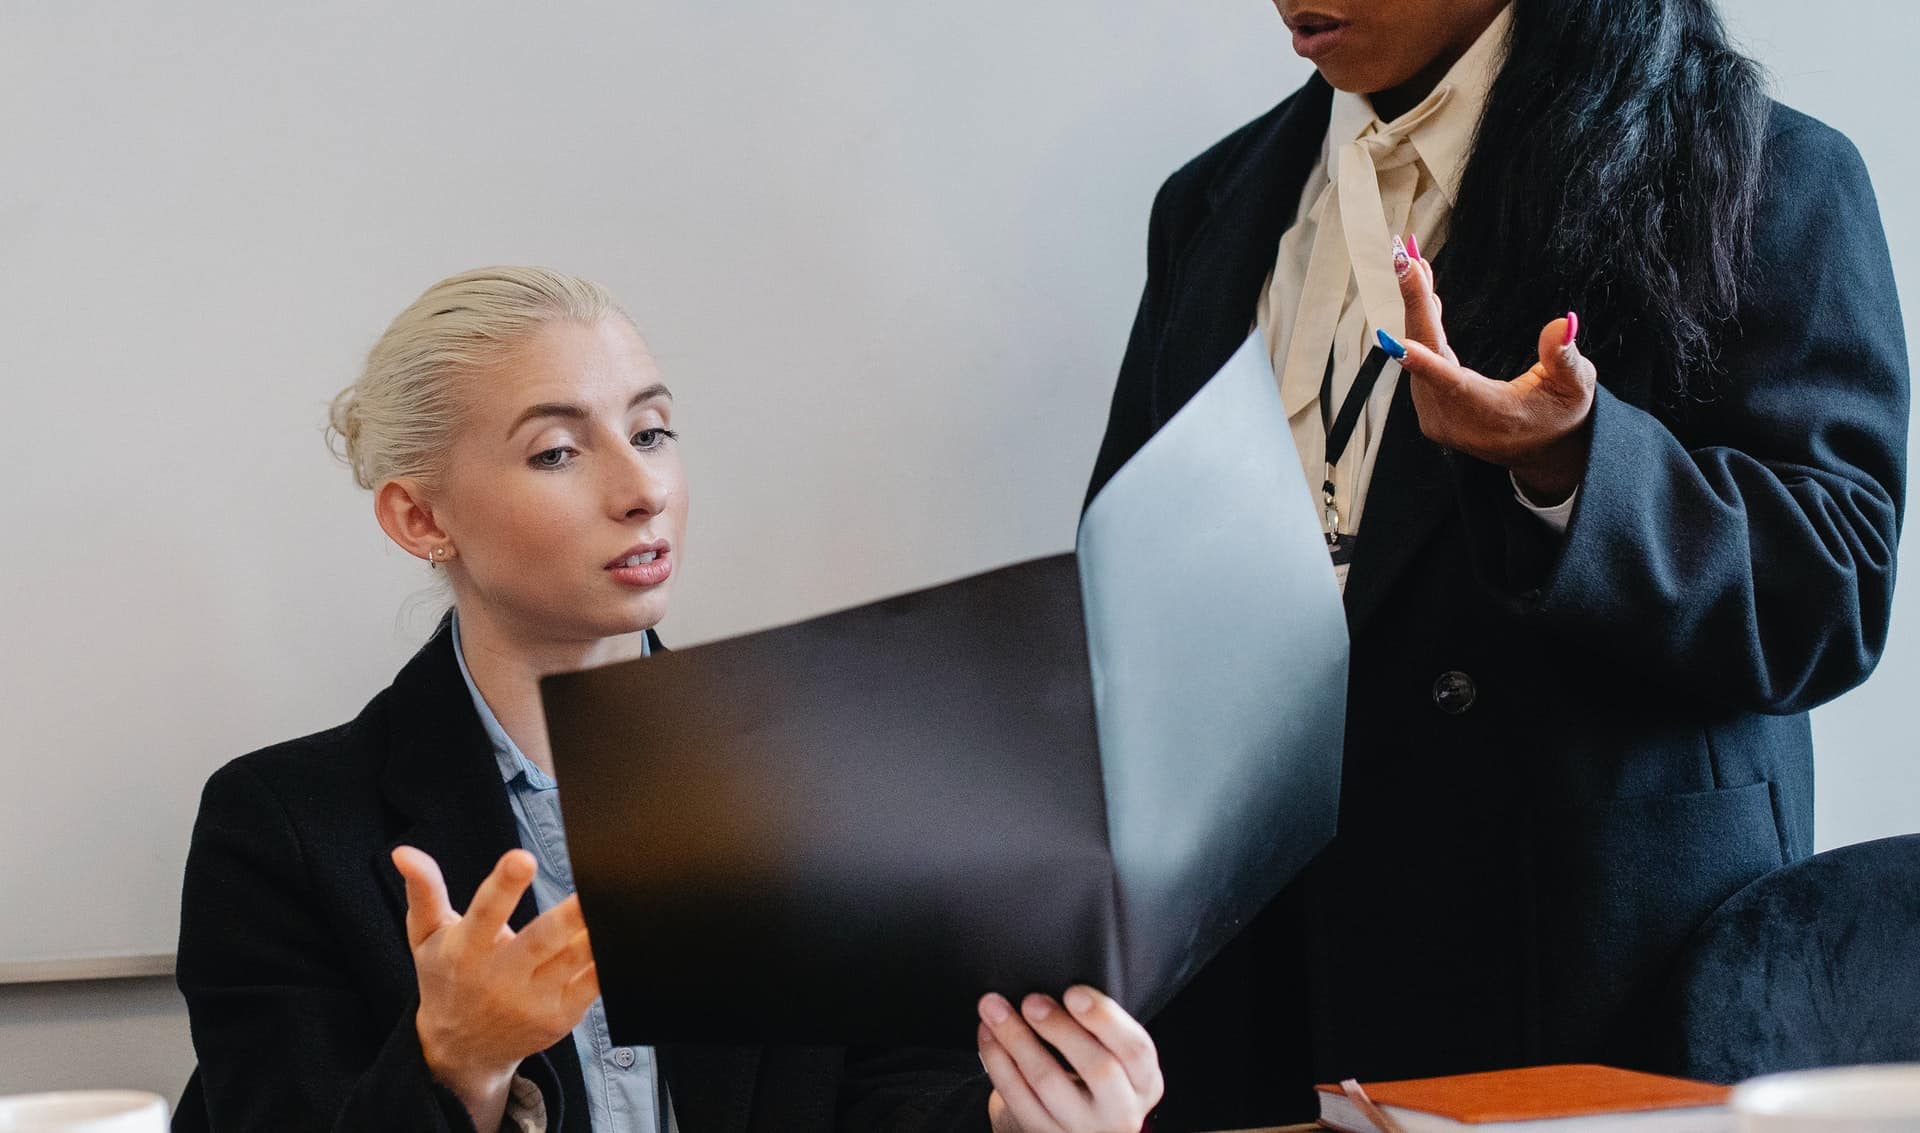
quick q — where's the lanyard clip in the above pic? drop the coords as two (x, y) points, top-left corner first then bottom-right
(1322, 463), (1341, 538)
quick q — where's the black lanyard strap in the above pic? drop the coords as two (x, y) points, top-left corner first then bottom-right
(1320, 343), (1392, 469)
(1318, 342), (1393, 565)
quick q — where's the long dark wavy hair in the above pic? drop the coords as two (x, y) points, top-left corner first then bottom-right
(1444, 0), (1769, 408)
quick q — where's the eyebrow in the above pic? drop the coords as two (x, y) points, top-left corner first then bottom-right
(506, 383), (673, 440)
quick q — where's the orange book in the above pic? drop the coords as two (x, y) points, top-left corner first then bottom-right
(1315, 1064), (1732, 1132)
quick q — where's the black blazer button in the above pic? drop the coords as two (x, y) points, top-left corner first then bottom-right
(1432, 670), (1477, 715)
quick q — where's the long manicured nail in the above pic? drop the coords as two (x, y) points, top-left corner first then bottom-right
(1392, 235), (1411, 279)
(979, 994), (1010, 1024)
(1406, 231), (1422, 261)
(1564, 309), (1579, 347)
(1376, 327), (1408, 360)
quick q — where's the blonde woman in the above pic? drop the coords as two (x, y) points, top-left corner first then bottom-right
(173, 268), (1163, 1133)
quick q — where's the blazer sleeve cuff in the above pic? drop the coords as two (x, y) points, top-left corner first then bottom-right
(1509, 470), (1577, 533)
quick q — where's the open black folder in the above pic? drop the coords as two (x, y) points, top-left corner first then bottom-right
(542, 333), (1348, 1046)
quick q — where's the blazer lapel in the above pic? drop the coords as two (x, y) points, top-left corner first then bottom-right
(1148, 78), (1466, 643)
(374, 620), (658, 909)
(373, 621), (538, 932)
(1339, 376), (1453, 641)
(1150, 75), (1334, 424)
(370, 620), (592, 1128)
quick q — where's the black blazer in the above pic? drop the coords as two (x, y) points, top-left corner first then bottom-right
(174, 623), (991, 1133)
(1089, 77), (1908, 1128)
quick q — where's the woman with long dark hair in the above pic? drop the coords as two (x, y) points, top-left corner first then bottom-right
(1089, 1), (1907, 1127)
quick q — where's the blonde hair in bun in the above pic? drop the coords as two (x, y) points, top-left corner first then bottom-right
(327, 266), (631, 491)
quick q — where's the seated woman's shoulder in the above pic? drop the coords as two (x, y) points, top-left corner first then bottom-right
(200, 694), (391, 819)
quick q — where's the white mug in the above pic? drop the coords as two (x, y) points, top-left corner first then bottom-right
(1732, 1064), (1920, 1131)
(0, 1092), (168, 1133)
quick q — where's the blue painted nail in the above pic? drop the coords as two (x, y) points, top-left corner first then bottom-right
(1376, 327), (1407, 359)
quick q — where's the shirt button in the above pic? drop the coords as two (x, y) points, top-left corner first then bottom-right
(611, 1047), (637, 1069)
(1432, 671), (1477, 715)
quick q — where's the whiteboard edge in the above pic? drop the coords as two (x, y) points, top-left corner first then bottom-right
(0, 954), (176, 985)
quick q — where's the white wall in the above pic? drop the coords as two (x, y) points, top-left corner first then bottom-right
(2, 0), (1913, 1106)
(1736, 1), (1920, 852)
(0, 0), (1290, 972)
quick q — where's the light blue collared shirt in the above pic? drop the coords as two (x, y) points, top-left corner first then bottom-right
(452, 616), (662, 1133)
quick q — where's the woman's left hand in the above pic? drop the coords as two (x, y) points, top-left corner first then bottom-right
(1390, 239), (1598, 504)
(976, 986), (1163, 1133)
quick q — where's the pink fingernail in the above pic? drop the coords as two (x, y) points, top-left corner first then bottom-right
(1406, 232), (1422, 261)
(1564, 310), (1579, 347)
(980, 995), (1010, 1024)
(1391, 235), (1411, 279)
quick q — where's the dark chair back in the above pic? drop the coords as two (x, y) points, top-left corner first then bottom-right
(1664, 833), (1920, 1083)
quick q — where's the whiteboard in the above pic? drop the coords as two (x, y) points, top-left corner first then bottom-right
(0, 1), (1296, 968)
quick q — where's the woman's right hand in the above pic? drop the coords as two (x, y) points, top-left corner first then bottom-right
(977, 986), (1164, 1133)
(392, 846), (600, 1130)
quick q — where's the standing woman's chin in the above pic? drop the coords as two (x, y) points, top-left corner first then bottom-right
(1286, 26), (1396, 94)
